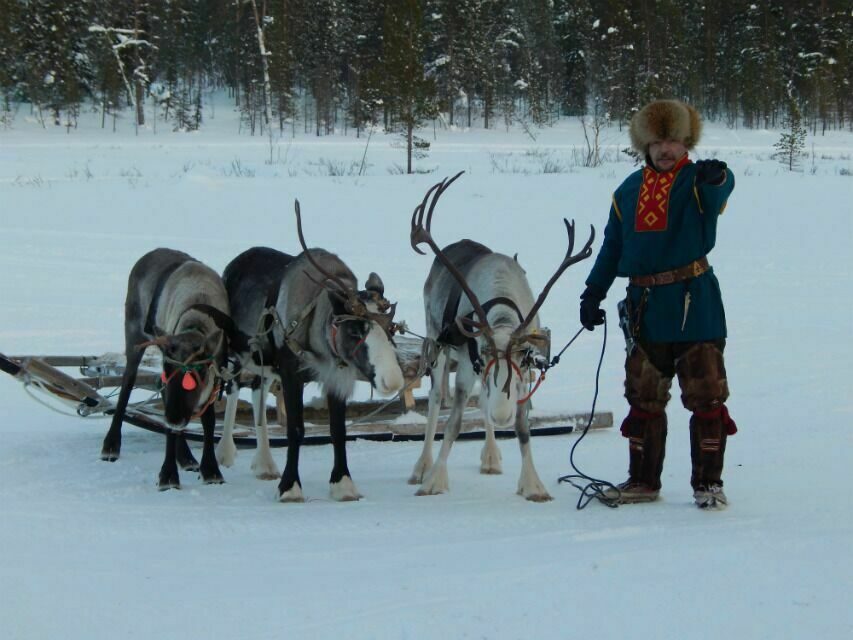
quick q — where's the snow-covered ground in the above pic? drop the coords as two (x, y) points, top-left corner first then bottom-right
(1, 100), (852, 639)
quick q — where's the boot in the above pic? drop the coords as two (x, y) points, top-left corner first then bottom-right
(690, 406), (735, 509)
(604, 407), (667, 504)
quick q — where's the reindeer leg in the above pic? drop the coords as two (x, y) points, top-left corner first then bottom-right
(328, 394), (362, 501)
(216, 382), (240, 467)
(199, 403), (224, 485)
(175, 433), (199, 471)
(480, 405), (503, 475)
(515, 395), (552, 502)
(101, 348), (144, 461)
(277, 365), (305, 503)
(158, 431), (181, 490)
(409, 350), (448, 484)
(417, 359), (474, 496)
(251, 376), (280, 480)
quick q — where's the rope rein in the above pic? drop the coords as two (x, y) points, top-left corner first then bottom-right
(557, 315), (622, 509)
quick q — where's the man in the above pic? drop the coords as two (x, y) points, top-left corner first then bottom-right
(579, 99), (737, 509)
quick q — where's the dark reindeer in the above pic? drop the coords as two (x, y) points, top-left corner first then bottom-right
(408, 172), (594, 501)
(215, 202), (404, 502)
(100, 248), (230, 491)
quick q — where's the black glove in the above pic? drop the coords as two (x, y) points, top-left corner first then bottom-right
(695, 159), (728, 186)
(579, 286), (606, 331)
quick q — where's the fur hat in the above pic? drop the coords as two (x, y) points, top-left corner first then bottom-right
(629, 100), (702, 153)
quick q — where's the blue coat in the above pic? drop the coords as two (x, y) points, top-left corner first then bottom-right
(585, 158), (735, 342)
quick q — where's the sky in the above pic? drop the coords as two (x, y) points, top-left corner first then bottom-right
(1, 98), (851, 640)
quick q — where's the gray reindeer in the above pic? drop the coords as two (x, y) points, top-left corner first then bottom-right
(408, 173), (593, 501)
(101, 249), (231, 490)
(215, 202), (404, 502)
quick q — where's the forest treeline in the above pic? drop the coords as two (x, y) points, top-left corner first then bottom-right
(0, 0), (849, 135)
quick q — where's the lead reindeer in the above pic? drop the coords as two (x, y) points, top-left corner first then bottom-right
(100, 248), (231, 490)
(408, 172), (594, 501)
(215, 203), (405, 502)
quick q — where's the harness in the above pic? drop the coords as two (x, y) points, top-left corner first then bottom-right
(436, 294), (548, 403)
(143, 261), (186, 335)
(160, 354), (220, 419)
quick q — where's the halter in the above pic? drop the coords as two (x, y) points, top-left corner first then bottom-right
(480, 346), (547, 405)
(161, 357), (215, 392)
(328, 316), (369, 362)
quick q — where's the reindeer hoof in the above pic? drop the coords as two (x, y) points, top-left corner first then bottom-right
(158, 480), (181, 491)
(330, 476), (362, 501)
(415, 488), (445, 496)
(100, 441), (120, 461)
(215, 443), (237, 468)
(527, 493), (553, 502)
(251, 456), (280, 480)
(278, 483), (305, 503)
(518, 489), (553, 502)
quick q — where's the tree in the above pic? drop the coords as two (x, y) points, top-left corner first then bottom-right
(16, 0), (96, 126)
(381, 0), (437, 173)
(774, 97), (807, 171)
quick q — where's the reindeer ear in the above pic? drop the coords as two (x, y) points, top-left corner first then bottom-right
(365, 272), (384, 296)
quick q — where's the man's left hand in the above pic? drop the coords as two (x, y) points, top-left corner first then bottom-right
(695, 159), (728, 186)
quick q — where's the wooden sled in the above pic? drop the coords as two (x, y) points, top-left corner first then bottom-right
(0, 341), (612, 447)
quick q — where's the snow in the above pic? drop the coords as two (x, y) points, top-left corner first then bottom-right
(1, 99), (852, 640)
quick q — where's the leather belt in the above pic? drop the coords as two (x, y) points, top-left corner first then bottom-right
(630, 257), (710, 287)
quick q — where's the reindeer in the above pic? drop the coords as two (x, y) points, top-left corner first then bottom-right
(100, 249), (231, 491)
(407, 172), (594, 501)
(215, 203), (405, 502)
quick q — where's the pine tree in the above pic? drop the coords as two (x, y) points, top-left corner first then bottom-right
(774, 98), (807, 171)
(553, 0), (593, 116)
(381, 0), (437, 173)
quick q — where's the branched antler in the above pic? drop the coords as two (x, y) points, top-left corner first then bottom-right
(511, 219), (595, 340)
(295, 200), (399, 335)
(410, 172), (495, 345)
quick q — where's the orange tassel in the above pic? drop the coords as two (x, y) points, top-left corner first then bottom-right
(181, 372), (197, 391)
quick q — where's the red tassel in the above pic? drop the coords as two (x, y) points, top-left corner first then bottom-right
(620, 405), (664, 437)
(160, 371), (168, 384)
(721, 405), (738, 435)
(181, 372), (197, 391)
(693, 405), (738, 435)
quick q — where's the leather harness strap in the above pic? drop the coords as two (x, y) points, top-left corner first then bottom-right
(629, 256), (710, 287)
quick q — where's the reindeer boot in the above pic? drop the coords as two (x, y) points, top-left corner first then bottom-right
(605, 407), (667, 504)
(690, 406), (736, 509)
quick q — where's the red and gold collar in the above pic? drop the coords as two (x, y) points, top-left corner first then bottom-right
(635, 155), (691, 232)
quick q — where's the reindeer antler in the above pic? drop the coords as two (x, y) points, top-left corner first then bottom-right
(294, 199), (366, 315)
(511, 219), (595, 340)
(410, 172), (496, 343)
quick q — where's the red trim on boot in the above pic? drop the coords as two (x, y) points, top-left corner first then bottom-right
(620, 406), (665, 437)
(693, 404), (738, 435)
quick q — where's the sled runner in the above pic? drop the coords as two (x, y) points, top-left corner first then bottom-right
(0, 338), (612, 447)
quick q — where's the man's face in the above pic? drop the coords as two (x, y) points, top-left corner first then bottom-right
(648, 139), (688, 172)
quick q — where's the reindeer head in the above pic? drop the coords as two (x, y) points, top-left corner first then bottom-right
(411, 172), (593, 425)
(295, 201), (405, 398)
(140, 328), (223, 428)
